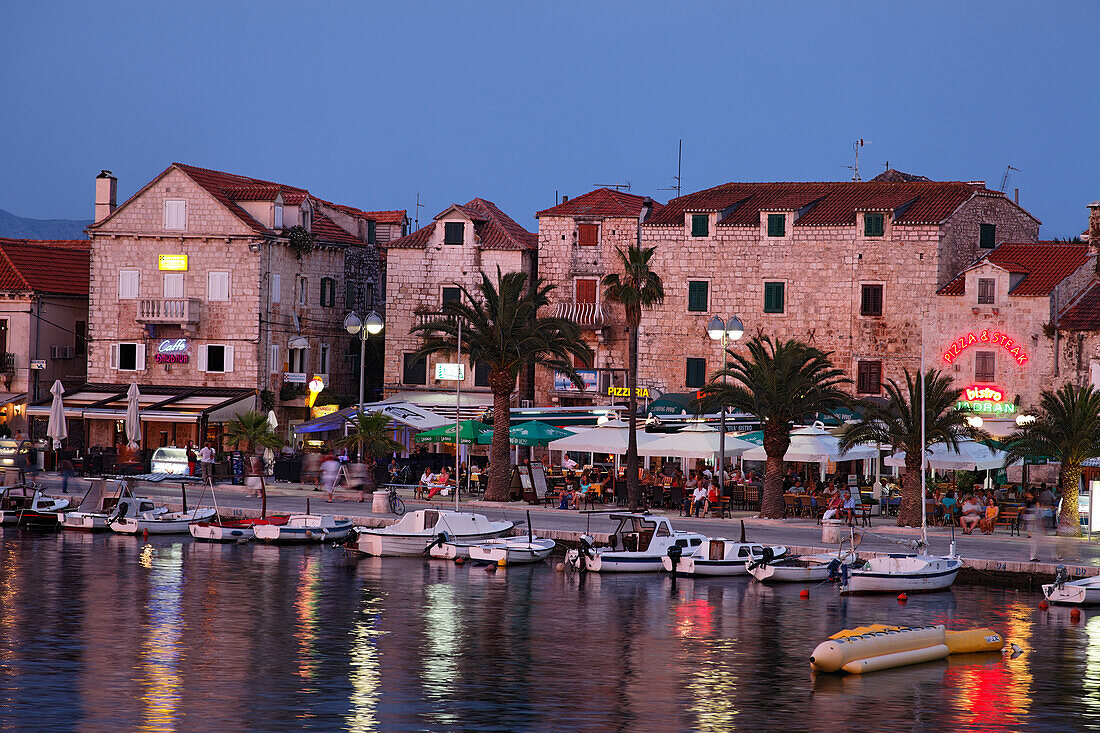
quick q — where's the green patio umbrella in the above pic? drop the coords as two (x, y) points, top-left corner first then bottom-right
(414, 420), (490, 445)
(479, 420), (576, 447)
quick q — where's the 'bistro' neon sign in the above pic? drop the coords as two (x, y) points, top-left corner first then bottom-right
(957, 383), (1016, 414)
(943, 330), (1028, 367)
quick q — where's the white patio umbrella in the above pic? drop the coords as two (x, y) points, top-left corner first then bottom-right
(548, 425), (660, 455)
(125, 383), (142, 449)
(884, 439), (1006, 471)
(46, 380), (67, 449)
(638, 423), (756, 460)
(740, 424), (879, 463)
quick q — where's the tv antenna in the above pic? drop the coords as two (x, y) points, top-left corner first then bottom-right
(845, 139), (869, 181)
(595, 181), (631, 191)
(658, 139), (683, 198)
(414, 192), (426, 229)
(1000, 165), (1020, 192)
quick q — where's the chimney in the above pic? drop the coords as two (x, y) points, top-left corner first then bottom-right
(94, 170), (117, 223)
(1089, 202), (1100, 244)
(561, 195), (569, 203)
(640, 196), (654, 224)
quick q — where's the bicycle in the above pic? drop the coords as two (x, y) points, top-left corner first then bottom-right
(387, 484), (406, 516)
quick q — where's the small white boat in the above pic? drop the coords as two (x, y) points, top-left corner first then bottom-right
(839, 554), (962, 594)
(189, 515), (291, 542)
(63, 499), (165, 532)
(663, 538), (787, 577)
(431, 536), (556, 564)
(253, 514), (354, 544)
(1043, 569), (1100, 605)
(351, 509), (514, 557)
(0, 487), (70, 527)
(566, 514), (706, 573)
(749, 551), (860, 583)
(108, 495), (217, 535)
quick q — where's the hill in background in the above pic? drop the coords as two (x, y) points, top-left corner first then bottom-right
(0, 208), (89, 239)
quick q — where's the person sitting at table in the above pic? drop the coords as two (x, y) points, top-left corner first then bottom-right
(821, 491), (844, 521)
(940, 491), (958, 524)
(562, 454), (579, 472)
(839, 489), (857, 524)
(691, 483), (709, 517)
(978, 497), (999, 534)
(417, 466), (434, 499)
(959, 494), (982, 534)
(706, 480), (720, 510)
(428, 467), (451, 500)
(571, 471), (594, 509)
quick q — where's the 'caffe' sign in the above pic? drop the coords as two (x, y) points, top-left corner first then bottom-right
(155, 338), (189, 364)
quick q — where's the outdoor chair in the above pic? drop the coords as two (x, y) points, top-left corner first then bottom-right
(995, 506), (1021, 536)
(854, 503), (872, 527)
(783, 495), (798, 517)
(708, 497), (731, 519)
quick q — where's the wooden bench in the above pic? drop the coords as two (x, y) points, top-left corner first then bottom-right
(995, 506), (1021, 536)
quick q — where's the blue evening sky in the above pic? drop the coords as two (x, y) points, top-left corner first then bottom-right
(1, 1), (1096, 236)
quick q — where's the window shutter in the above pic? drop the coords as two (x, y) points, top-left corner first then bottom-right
(163, 273), (184, 298)
(979, 223), (996, 249)
(119, 271), (138, 299)
(691, 215), (708, 237)
(688, 281), (708, 312)
(110, 343), (119, 370)
(135, 345), (145, 371)
(575, 279), (597, 304)
(223, 346), (234, 373)
(269, 345), (279, 373)
(208, 272), (230, 301)
(578, 224), (598, 246)
(271, 274), (281, 303)
(197, 345), (207, 372)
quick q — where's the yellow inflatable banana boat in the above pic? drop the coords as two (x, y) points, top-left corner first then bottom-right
(810, 624), (1003, 674)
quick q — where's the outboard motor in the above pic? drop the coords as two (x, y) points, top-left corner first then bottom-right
(425, 531), (450, 554)
(747, 546), (775, 572)
(1053, 565), (1069, 591)
(825, 558), (842, 583)
(666, 544), (683, 591)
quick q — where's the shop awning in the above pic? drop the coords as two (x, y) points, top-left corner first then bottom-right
(646, 392), (702, 417)
(0, 393), (26, 408)
(26, 384), (256, 423)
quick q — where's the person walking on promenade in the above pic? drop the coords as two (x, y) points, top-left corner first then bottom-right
(185, 442), (197, 477)
(199, 442), (216, 487)
(59, 444), (75, 494)
(321, 454), (340, 502)
(1023, 490), (1046, 562)
(245, 454), (264, 499)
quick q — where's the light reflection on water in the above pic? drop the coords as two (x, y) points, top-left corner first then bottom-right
(0, 529), (1098, 732)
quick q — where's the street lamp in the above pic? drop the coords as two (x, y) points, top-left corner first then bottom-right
(706, 315), (744, 495)
(344, 310), (384, 409)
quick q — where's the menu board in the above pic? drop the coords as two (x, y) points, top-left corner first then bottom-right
(530, 461), (549, 498)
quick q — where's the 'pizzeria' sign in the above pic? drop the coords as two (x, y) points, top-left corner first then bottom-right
(942, 330), (1028, 367)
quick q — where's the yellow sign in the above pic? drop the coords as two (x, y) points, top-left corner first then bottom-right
(158, 254), (189, 271)
(310, 404), (339, 419)
(608, 386), (649, 398)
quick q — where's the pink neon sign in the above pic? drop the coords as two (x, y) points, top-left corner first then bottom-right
(942, 330), (1028, 367)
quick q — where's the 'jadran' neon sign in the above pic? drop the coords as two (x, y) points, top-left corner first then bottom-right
(942, 330), (1028, 367)
(956, 383), (1016, 414)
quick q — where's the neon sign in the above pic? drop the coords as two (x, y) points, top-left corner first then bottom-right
(957, 383), (1015, 414)
(154, 338), (189, 364)
(942, 330), (1028, 367)
(964, 385), (1004, 402)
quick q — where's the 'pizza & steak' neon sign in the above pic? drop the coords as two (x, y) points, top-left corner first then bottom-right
(942, 330), (1028, 367)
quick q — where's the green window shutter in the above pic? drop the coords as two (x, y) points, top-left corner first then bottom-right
(686, 358), (706, 388)
(691, 214), (709, 237)
(864, 213), (884, 237)
(979, 223), (996, 249)
(345, 281), (356, 309)
(445, 222), (464, 245)
(687, 281), (708, 312)
(767, 214), (785, 237)
(367, 220), (377, 244)
(764, 282), (785, 313)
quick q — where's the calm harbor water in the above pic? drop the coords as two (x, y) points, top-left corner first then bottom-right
(0, 530), (1098, 732)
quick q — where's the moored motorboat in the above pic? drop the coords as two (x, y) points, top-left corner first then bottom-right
(350, 509), (514, 556)
(63, 498), (165, 532)
(253, 514), (354, 544)
(189, 515), (291, 542)
(108, 496), (217, 535)
(749, 551), (861, 584)
(431, 536), (556, 564)
(839, 554), (962, 594)
(566, 514), (706, 573)
(1042, 567), (1100, 605)
(662, 538), (787, 577)
(0, 487), (70, 527)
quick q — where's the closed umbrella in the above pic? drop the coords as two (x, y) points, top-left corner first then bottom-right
(266, 410), (278, 431)
(125, 383), (141, 449)
(46, 380), (67, 449)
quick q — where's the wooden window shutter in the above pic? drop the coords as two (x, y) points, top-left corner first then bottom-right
(578, 224), (598, 246)
(688, 281), (708, 312)
(575, 279), (597, 304)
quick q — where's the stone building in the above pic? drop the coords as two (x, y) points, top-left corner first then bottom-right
(1053, 203), (1100, 391)
(532, 189), (660, 407)
(626, 174), (1040, 404)
(382, 198), (537, 415)
(79, 164), (404, 448)
(0, 238), (89, 435)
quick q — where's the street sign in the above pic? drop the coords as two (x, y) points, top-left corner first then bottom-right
(30, 360), (46, 370)
(435, 363), (465, 381)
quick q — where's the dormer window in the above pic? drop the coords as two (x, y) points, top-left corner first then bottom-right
(691, 214), (709, 238)
(444, 222), (464, 245)
(864, 213), (884, 237)
(977, 277), (995, 305)
(301, 203), (312, 233)
(767, 214), (785, 237)
(367, 220), (377, 244)
(274, 203), (284, 229)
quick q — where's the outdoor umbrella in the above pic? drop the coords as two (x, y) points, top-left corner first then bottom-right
(739, 424), (879, 463)
(638, 423), (756, 460)
(414, 420), (489, 445)
(125, 383), (142, 449)
(266, 410), (278, 431)
(46, 379), (67, 449)
(479, 420), (576, 447)
(547, 424), (660, 454)
(884, 439), (1007, 471)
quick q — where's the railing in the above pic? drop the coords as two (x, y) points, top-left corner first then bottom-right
(137, 298), (202, 325)
(553, 302), (606, 327)
(415, 311), (461, 329)
(0, 353), (14, 375)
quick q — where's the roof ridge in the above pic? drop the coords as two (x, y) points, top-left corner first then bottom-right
(0, 245), (31, 291)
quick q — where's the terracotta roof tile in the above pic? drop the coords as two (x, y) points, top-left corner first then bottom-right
(536, 188), (664, 219)
(0, 238), (90, 295)
(938, 242), (1091, 297)
(646, 180), (993, 228)
(1059, 282), (1100, 330)
(384, 222), (435, 249)
(383, 198), (535, 251)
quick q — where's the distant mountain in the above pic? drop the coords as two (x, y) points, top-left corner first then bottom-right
(0, 208), (90, 239)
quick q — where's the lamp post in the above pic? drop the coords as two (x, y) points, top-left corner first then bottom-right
(344, 310), (384, 410)
(706, 315), (744, 496)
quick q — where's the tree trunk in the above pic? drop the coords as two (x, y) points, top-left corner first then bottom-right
(362, 457), (377, 493)
(626, 315), (640, 510)
(761, 425), (789, 518)
(1059, 463), (1082, 537)
(898, 452), (923, 527)
(484, 370), (515, 502)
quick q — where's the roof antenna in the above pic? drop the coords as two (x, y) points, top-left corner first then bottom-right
(414, 192), (426, 230)
(658, 139), (683, 198)
(1000, 165), (1020, 192)
(845, 139), (869, 181)
(594, 181), (631, 191)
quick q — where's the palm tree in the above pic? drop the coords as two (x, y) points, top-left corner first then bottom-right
(335, 410), (404, 492)
(602, 244), (664, 509)
(1002, 383), (1100, 537)
(698, 336), (849, 518)
(224, 410), (283, 517)
(414, 269), (592, 502)
(841, 369), (988, 528)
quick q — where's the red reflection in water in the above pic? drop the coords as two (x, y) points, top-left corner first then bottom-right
(674, 599), (715, 639)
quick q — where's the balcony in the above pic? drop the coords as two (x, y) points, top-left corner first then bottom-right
(415, 311), (462, 329)
(137, 298), (202, 325)
(553, 302), (606, 328)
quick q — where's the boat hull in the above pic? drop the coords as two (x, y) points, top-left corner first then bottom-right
(468, 538), (556, 565)
(61, 512), (111, 532)
(749, 553), (858, 583)
(254, 518), (353, 544)
(840, 556), (962, 595)
(583, 552), (666, 573)
(357, 528), (510, 557)
(110, 507), (217, 535)
(1043, 579), (1100, 605)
